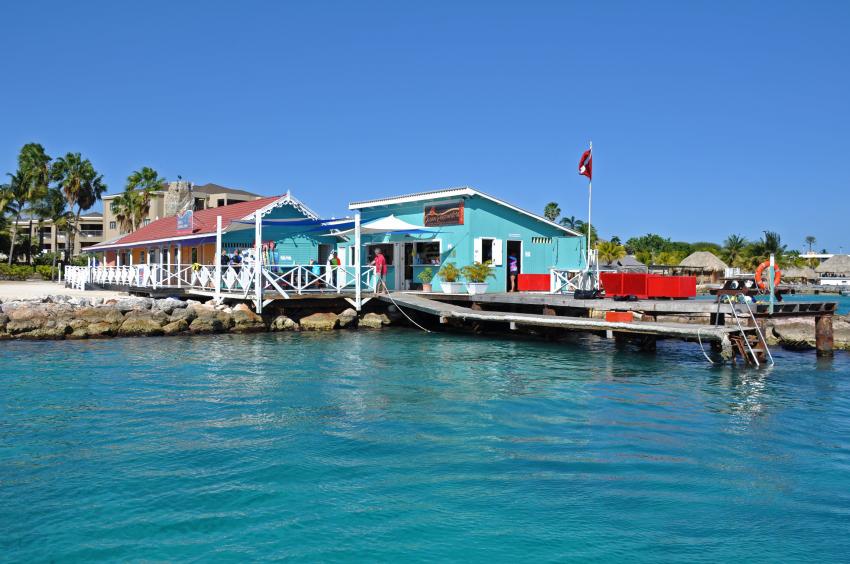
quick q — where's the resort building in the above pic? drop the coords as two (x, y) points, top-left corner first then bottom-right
(14, 212), (104, 256)
(345, 187), (586, 291)
(101, 182), (264, 241)
(90, 192), (331, 269)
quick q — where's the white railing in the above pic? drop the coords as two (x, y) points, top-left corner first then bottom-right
(550, 269), (585, 293)
(67, 263), (377, 297)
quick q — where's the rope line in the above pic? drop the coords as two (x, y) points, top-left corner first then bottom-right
(374, 279), (432, 333)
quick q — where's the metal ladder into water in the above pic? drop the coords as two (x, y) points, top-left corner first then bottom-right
(715, 296), (775, 367)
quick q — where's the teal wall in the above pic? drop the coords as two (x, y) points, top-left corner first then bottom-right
(343, 195), (585, 292)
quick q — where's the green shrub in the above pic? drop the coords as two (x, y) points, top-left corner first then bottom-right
(0, 264), (34, 280)
(34, 252), (61, 266)
(35, 265), (54, 280)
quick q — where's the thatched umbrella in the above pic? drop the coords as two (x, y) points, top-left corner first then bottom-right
(782, 266), (818, 281)
(677, 251), (728, 283)
(815, 254), (850, 275)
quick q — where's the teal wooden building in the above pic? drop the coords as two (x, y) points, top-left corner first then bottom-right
(344, 187), (586, 292)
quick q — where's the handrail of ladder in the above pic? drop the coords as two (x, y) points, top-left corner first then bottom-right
(741, 298), (775, 366)
(726, 299), (761, 367)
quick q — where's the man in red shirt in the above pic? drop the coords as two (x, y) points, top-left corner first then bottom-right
(371, 248), (388, 293)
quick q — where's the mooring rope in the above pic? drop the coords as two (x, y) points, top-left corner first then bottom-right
(696, 327), (716, 365)
(374, 279), (432, 333)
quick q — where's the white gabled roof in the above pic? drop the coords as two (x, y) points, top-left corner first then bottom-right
(348, 186), (581, 236)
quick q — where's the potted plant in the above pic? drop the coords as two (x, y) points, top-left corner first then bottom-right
(461, 261), (495, 295)
(418, 267), (435, 292)
(437, 262), (464, 293)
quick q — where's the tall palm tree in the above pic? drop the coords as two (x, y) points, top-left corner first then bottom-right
(805, 235), (816, 253)
(33, 187), (72, 278)
(543, 202), (561, 222)
(18, 143), (52, 264)
(722, 234), (748, 267)
(111, 167), (164, 233)
(53, 153), (107, 256)
(3, 172), (28, 264)
(560, 215), (579, 230)
(575, 220), (599, 246)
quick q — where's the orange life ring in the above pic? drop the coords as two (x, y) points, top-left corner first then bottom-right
(754, 260), (781, 290)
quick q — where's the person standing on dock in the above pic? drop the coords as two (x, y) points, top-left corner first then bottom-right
(372, 248), (388, 293)
(328, 251), (341, 288)
(508, 254), (519, 292)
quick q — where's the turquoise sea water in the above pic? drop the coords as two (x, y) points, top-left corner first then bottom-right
(2, 331), (849, 562)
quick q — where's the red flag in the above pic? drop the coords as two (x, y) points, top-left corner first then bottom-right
(578, 148), (592, 180)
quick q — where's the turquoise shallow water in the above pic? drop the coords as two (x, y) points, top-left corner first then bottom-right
(2, 331), (849, 562)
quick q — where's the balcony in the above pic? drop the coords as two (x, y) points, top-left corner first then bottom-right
(80, 231), (104, 238)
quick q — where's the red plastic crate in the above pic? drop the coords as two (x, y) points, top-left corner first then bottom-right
(517, 274), (550, 291)
(605, 311), (633, 323)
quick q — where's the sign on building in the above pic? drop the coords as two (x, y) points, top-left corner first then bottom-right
(423, 200), (464, 227)
(176, 209), (193, 234)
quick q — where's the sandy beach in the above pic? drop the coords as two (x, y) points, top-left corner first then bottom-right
(0, 280), (128, 301)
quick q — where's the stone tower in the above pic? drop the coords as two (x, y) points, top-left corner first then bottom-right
(163, 180), (193, 217)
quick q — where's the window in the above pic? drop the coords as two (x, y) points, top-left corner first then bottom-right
(109, 221), (117, 230)
(474, 238), (503, 266)
(217, 199), (226, 207)
(481, 238), (494, 263)
(532, 236), (552, 244)
(366, 244), (394, 265)
(194, 198), (206, 211)
(191, 247), (198, 263)
(413, 242), (441, 265)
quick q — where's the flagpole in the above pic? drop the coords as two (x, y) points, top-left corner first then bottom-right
(587, 141), (593, 285)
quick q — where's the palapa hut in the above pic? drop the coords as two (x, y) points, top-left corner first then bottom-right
(815, 254), (850, 282)
(782, 266), (819, 284)
(600, 254), (647, 272)
(676, 251), (728, 284)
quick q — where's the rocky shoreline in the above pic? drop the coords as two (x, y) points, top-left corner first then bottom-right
(0, 295), (398, 340)
(1, 294), (847, 352)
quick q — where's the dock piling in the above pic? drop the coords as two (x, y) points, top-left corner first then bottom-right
(815, 315), (834, 357)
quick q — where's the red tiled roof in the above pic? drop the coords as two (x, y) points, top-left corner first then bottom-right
(99, 195), (281, 248)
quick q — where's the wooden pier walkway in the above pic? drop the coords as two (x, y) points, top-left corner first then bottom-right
(381, 293), (749, 344)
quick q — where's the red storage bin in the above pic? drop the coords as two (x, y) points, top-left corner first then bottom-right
(600, 273), (696, 299)
(517, 274), (550, 292)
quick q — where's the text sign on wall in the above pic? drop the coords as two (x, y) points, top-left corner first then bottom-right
(424, 200), (464, 227)
(176, 209), (193, 234)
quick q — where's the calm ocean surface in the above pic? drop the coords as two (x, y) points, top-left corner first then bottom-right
(2, 331), (849, 562)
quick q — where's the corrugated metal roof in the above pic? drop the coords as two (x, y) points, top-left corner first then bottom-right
(89, 196), (282, 250)
(349, 186), (581, 236)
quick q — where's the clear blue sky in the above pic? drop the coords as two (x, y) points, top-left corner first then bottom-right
(2, 1), (848, 251)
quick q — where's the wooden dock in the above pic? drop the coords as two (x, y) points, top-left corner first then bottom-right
(380, 293), (755, 359)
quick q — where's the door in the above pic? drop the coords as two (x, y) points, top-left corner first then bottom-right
(403, 243), (415, 290)
(318, 244), (332, 265)
(506, 240), (522, 291)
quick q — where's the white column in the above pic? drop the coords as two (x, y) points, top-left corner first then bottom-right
(215, 216), (222, 302)
(354, 211), (362, 310)
(166, 244), (171, 286)
(117, 251), (122, 267)
(254, 210), (263, 314)
(177, 244), (182, 288)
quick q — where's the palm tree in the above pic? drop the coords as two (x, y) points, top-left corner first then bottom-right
(543, 202), (561, 222)
(111, 167), (164, 233)
(597, 241), (626, 263)
(609, 235), (621, 245)
(805, 235), (816, 253)
(575, 220), (599, 246)
(53, 153), (107, 256)
(722, 234), (748, 267)
(18, 143), (52, 264)
(560, 215), (579, 229)
(3, 172), (28, 264)
(34, 187), (72, 278)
